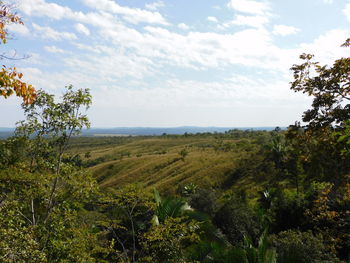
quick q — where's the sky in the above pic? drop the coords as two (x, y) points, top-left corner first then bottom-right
(1, 0), (350, 127)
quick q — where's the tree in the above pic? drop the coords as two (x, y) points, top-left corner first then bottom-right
(0, 86), (99, 261)
(0, 200), (46, 262)
(282, 41), (350, 261)
(15, 85), (92, 222)
(304, 181), (350, 260)
(272, 230), (340, 263)
(0, 2), (36, 104)
(214, 197), (263, 246)
(287, 47), (350, 184)
(142, 217), (200, 263)
(98, 185), (154, 263)
(290, 53), (350, 129)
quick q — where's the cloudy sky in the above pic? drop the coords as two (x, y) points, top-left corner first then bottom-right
(2, 0), (350, 127)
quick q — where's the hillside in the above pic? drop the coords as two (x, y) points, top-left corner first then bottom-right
(69, 131), (267, 194)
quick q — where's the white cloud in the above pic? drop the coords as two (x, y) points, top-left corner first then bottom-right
(227, 0), (271, 15)
(74, 11), (118, 29)
(273, 25), (299, 36)
(63, 51), (155, 80)
(145, 1), (165, 11)
(20, 53), (45, 65)
(82, 0), (169, 25)
(18, 0), (116, 29)
(7, 23), (30, 36)
(224, 0), (271, 30)
(226, 15), (269, 29)
(207, 16), (218, 23)
(18, 0), (168, 25)
(18, 0), (73, 20)
(299, 29), (350, 65)
(74, 23), (90, 36)
(73, 43), (101, 53)
(178, 23), (190, 30)
(102, 24), (291, 71)
(32, 23), (77, 41)
(20, 0), (297, 74)
(323, 0), (333, 4)
(44, 45), (66, 54)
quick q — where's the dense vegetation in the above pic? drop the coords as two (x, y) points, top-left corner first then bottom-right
(1, 3), (350, 263)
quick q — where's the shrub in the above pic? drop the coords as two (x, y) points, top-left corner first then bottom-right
(270, 190), (309, 233)
(214, 198), (262, 245)
(271, 230), (341, 263)
(189, 188), (219, 217)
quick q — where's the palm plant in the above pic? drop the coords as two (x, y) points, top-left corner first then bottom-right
(152, 189), (192, 225)
(188, 231), (277, 263)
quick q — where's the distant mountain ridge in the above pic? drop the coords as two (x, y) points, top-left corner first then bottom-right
(0, 126), (283, 138)
(83, 126), (281, 136)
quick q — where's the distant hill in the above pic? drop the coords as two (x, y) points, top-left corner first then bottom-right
(0, 128), (15, 138)
(82, 126), (281, 136)
(0, 126), (282, 138)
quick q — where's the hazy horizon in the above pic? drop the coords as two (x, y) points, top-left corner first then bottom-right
(0, 125), (285, 129)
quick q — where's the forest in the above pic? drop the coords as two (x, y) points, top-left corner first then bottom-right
(1, 2), (350, 263)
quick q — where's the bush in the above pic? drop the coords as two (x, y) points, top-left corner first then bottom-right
(141, 217), (200, 263)
(214, 198), (262, 245)
(271, 230), (341, 263)
(189, 188), (219, 217)
(270, 190), (309, 233)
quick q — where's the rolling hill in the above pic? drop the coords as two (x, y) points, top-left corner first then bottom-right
(68, 131), (270, 194)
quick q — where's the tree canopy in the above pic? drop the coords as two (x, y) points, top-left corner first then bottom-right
(290, 52), (350, 129)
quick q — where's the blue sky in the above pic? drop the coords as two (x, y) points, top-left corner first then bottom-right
(2, 0), (350, 127)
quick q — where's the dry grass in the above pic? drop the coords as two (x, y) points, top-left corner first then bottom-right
(69, 135), (259, 194)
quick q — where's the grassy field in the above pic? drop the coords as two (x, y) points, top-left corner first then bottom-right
(69, 132), (266, 194)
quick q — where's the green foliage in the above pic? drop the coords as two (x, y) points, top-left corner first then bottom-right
(334, 120), (350, 156)
(304, 180), (350, 259)
(0, 200), (46, 263)
(271, 230), (340, 263)
(291, 53), (350, 128)
(0, 136), (29, 167)
(152, 189), (192, 225)
(0, 86), (104, 262)
(223, 149), (278, 189)
(286, 124), (350, 184)
(214, 197), (263, 246)
(287, 50), (350, 186)
(141, 217), (200, 263)
(98, 185), (154, 262)
(187, 231), (276, 263)
(268, 189), (308, 233)
(182, 183), (198, 196)
(188, 187), (219, 217)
